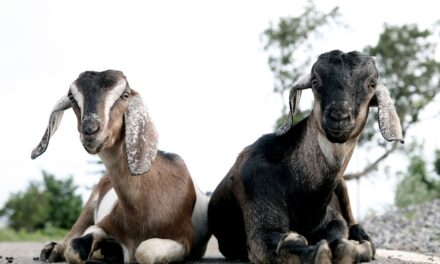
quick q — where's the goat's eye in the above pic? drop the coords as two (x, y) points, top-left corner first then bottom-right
(68, 93), (75, 102)
(311, 78), (319, 86)
(369, 81), (377, 89)
(121, 92), (130, 99)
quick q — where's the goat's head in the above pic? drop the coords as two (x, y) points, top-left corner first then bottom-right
(278, 50), (403, 144)
(31, 70), (158, 176)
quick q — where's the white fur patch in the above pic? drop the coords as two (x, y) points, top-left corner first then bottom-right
(83, 225), (107, 237)
(135, 239), (186, 264)
(94, 188), (118, 223)
(190, 185), (210, 258)
(317, 133), (352, 165)
(70, 83), (85, 116)
(103, 80), (126, 127)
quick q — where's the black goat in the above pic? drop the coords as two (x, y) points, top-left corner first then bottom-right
(208, 50), (403, 264)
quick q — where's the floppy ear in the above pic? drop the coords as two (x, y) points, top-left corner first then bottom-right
(31, 95), (72, 159)
(124, 93), (159, 176)
(372, 83), (404, 143)
(276, 73), (311, 135)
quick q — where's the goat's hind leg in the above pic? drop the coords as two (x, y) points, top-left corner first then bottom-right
(135, 238), (188, 264)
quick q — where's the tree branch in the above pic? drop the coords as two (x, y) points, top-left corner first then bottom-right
(344, 142), (400, 181)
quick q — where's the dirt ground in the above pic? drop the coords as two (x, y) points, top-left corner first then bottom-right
(0, 238), (438, 264)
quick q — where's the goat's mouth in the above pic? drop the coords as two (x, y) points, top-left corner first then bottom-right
(81, 136), (109, 154)
(322, 122), (354, 143)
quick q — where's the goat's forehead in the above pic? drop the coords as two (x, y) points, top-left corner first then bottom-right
(313, 50), (377, 78)
(73, 70), (126, 95)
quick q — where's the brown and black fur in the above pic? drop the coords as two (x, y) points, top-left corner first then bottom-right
(34, 70), (210, 263)
(209, 50), (402, 264)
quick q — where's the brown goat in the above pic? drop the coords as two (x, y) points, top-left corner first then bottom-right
(32, 70), (210, 264)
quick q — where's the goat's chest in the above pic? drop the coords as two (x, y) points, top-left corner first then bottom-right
(284, 172), (338, 232)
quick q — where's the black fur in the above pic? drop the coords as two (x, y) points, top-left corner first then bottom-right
(95, 237), (124, 263)
(71, 233), (94, 260)
(209, 50), (380, 263)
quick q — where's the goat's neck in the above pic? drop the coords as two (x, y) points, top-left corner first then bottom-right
(98, 140), (140, 210)
(301, 116), (358, 181)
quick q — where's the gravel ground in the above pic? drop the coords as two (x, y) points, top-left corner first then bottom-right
(362, 199), (440, 256)
(0, 239), (438, 264)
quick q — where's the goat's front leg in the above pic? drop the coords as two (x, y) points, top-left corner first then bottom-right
(314, 209), (374, 263)
(63, 225), (126, 264)
(243, 201), (332, 264)
(334, 179), (376, 257)
(40, 189), (96, 262)
(41, 176), (112, 263)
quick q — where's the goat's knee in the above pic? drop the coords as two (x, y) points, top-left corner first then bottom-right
(135, 238), (187, 264)
(64, 225), (128, 264)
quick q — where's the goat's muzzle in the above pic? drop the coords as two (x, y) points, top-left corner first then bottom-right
(322, 101), (355, 143)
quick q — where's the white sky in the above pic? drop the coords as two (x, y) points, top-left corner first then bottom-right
(0, 0), (439, 220)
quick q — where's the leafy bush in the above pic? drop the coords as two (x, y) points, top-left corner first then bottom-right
(0, 171), (83, 232)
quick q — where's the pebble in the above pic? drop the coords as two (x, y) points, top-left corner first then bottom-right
(362, 199), (440, 256)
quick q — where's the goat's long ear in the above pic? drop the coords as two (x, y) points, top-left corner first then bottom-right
(124, 93), (159, 176)
(31, 95), (72, 159)
(276, 73), (311, 135)
(372, 83), (404, 143)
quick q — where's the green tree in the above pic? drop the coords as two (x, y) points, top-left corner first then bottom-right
(263, 3), (440, 180)
(395, 145), (440, 207)
(345, 24), (440, 180)
(262, 0), (341, 127)
(0, 183), (50, 231)
(43, 171), (83, 229)
(0, 171), (83, 231)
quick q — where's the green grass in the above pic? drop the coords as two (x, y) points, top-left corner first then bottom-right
(0, 226), (67, 241)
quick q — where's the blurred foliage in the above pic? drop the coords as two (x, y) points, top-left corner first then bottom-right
(0, 171), (82, 232)
(263, 1), (440, 179)
(362, 24), (440, 146)
(262, 0), (340, 121)
(0, 225), (67, 242)
(395, 144), (440, 208)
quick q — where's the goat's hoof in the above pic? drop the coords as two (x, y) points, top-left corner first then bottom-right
(349, 224), (376, 257)
(40, 241), (65, 262)
(308, 240), (332, 264)
(276, 232), (308, 264)
(330, 238), (358, 264)
(355, 240), (374, 263)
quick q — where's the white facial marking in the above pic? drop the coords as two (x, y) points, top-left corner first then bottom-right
(70, 83), (84, 117)
(317, 132), (353, 166)
(135, 238), (186, 264)
(103, 80), (127, 127)
(94, 188), (118, 223)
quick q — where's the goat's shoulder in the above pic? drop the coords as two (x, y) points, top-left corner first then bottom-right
(152, 150), (192, 183)
(248, 117), (309, 164)
(157, 150), (183, 163)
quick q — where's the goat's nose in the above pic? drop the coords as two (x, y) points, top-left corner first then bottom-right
(83, 118), (100, 135)
(328, 101), (351, 122)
